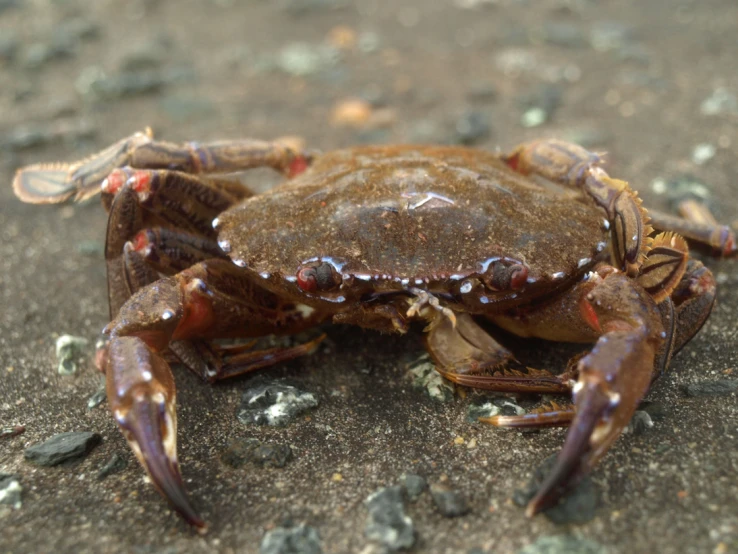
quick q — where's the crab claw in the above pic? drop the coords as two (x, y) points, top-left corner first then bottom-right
(105, 336), (206, 531)
(526, 271), (662, 516)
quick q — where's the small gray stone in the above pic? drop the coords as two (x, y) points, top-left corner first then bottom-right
(275, 42), (340, 77)
(0, 474), (22, 509)
(700, 87), (738, 116)
(96, 453), (128, 480)
(408, 358), (454, 403)
(24, 431), (102, 466)
(519, 84), (562, 128)
(539, 22), (587, 49)
(682, 379), (738, 397)
(260, 523), (323, 554)
(467, 396), (525, 423)
(430, 483), (470, 517)
(238, 380), (318, 426)
(452, 110), (491, 145)
(400, 473), (426, 502)
(518, 535), (608, 554)
(55, 334), (89, 376)
(630, 410), (653, 436)
(222, 438), (294, 469)
(365, 486), (415, 550)
(513, 454), (599, 524)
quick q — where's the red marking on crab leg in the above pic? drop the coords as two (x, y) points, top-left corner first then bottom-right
(288, 155), (310, 178)
(101, 168), (129, 195)
(128, 170), (152, 193)
(172, 279), (215, 341)
(579, 298), (602, 334)
(131, 230), (151, 252)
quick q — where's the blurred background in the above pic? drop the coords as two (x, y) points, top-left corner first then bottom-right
(0, 1), (736, 553)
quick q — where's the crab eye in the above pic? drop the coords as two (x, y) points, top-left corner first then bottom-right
(482, 260), (529, 291)
(296, 262), (343, 292)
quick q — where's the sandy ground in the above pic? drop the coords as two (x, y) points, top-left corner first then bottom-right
(1, 1), (737, 553)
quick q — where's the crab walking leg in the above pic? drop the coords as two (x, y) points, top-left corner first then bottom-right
(104, 170), (243, 317)
(103, 259), (326, 528)
(648, 200), (736, 257)
(13, 129), (311, 204)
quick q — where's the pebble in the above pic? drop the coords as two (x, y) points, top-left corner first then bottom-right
(55, 334), (89, 376)
(681, 379), (738, 397)
(399, 473), (427, 502)
(518, 535), (608, 554)
(513, 454), (599, 524)
(692, 143), (716, 165)
(537, 22), (587, 49)
(221, 437), (293, 468)
(25, 431), (102, 466)
(519, 84), (562, 128)
(466, 81), (498, 103)
(467, 396), (525, 423)
(589, 21), (634, 52)
(0, 474), (22, 510)
(364, 486), (415, 551)
(700, 87), (738, 116)
(260, 523), (323, 554)
(237, 380), (318, 426)
(451, 110), (491, 145)
(629, 410), (654, 436)
(430, 483), (470, 517)
(650, 175), (711, 211)
(87, 386), (107, 410)
(76, 66), (194, 101)
(0, 33), (18, 62)
(96, 453), (128, 480)
(0, 0), (22, 14)
(407, 358), (454, 403)
(2, 120), (96, 152)
(331, 98), (373, 127)
(275, 42), (340, 77)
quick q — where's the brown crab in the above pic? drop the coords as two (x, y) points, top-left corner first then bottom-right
(13, 131), (735, 531)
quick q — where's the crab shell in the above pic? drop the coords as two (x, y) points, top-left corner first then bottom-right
(215, 145), (609, 310)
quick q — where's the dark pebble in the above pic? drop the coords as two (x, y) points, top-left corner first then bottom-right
(365, 486), (415, 550)
(539, 22), (587, 48)
(400, 473), (427, 502)
(513, 454), (599, 524)
(639, 401), (668, 420)
(0, 0), (22, 14)
(260, 523), (323, 554)
(0, 34), (18, 62)
(24, 431), (102, 466)
(238, 380), (319, 427)
(451, 110), (491, 145)
(466, 81), (498, 102)
(96, 453), (128, 480)
(519, 84), (563, 127)
(430, 483), (470, 517)
(630, 411), (653, 436)
(682, 379), (738, 397)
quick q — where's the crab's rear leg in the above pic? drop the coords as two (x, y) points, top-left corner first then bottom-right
(13, 130), (311, 204)
(104, 259), (326, 529)
(648, 199), (736, 257)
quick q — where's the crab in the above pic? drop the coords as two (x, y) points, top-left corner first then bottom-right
(13, 131), (735, 532)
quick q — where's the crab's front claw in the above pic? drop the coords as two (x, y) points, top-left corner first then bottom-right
(527, 270), (663, 516)
(105, 336), (206, 531)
